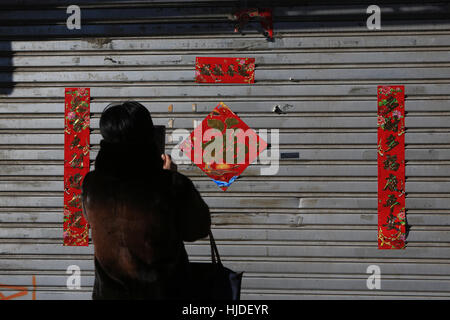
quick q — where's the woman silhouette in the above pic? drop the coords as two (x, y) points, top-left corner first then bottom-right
(82, 101), (210, 300)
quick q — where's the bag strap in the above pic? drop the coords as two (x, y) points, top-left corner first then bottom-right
(169, 172), (222, 267)
(209, 230), (222, 266)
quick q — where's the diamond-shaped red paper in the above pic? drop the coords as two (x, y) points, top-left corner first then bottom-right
(180, 102), (267, 191)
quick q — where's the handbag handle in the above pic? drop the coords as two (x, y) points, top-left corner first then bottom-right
(209, 230), (222, 266)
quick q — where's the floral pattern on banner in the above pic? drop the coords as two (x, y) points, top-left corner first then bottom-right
(195, 57), (255, 83)
(180, 102), (267, 191)
(64, 88), (90, 246)
(377, 85), (406, 249)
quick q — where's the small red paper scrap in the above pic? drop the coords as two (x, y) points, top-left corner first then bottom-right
(377, 85), (406, 249)
(195, 57), (255, 84)
(232, 8), (273, 40)
(180, 102), (267, 191)
(64, 88), (90, 246)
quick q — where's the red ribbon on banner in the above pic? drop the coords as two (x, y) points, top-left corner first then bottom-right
(377, 85), (406, 249)
(195, 57), (255, 84)
(64, 88), (90, 246)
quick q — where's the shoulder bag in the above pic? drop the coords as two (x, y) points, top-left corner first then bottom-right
(188, 231), (243, 300)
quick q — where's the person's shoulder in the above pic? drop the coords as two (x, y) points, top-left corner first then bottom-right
(81, 170), (96, 193)
(82, 170), (98, 185)
(81, 170), (109, 191)
(160, 170), (195, 193)
(83, 170), (116, 182)
(84, 170), (95, 179)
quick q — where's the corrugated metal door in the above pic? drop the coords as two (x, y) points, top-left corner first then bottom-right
(0, 0), (449, 299)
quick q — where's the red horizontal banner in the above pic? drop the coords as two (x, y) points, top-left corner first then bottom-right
(195, 57), (255, 83)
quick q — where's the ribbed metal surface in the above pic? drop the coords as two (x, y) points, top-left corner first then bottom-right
(0, 1), (449, 299)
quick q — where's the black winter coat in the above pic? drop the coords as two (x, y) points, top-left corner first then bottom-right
(81, 140), (211, 300)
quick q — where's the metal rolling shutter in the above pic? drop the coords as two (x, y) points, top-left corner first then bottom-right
(0, 0), (449, 299)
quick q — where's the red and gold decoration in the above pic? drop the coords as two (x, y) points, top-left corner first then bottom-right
(231, 8), (273, 40)
(64, 88), (90, 246)
(377, 85), (406, 249)
(195, 57), (255, 84)
(180, 102), (267, 191)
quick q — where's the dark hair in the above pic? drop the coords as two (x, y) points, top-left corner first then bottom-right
(100, 101), (155, 144)
(95, 101), (163, 176)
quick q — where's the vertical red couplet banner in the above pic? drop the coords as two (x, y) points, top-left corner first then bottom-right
(64, 88), (90, 246)
(377, 85), (406, 249)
